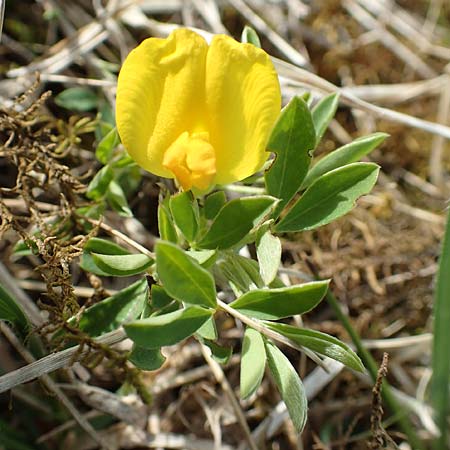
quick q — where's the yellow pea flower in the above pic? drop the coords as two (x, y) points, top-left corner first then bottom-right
(116, 28), (281, 191)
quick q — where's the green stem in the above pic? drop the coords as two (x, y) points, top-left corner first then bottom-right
(324, 288), (425, 450)
(432, 210), (450, 450)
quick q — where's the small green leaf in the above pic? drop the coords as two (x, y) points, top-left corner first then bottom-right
(241, 25), (261, 47)
(84, 237), (130, 255)
(156, 241), (217, 308)
(229, 281), (329, 320)
(265, 341), (308, 433)
(196, 316), (218, 340)
(96, 128), (119, 164)
(301, 132), (388, 189)
(86, 165), (113, 200)
(198, 196), (277, 250)
(151, 284), (173, 309)
(217, 254), (264, 297)
(204, 191), (227, 220)
(124, 306), (213, 348)
(0, 284), (30, 337)
(265, 97), (316, 217)
(128, 345), (166, 371)
(91, 253), (153, 277)
(204, 340), (232, 364)
(55, 87), (98, 112)
(311, 93), (340, 146)
(80, 238), (132, 276)
(276, 163), (380, 232)
(256, 230), (281, 285)
(76, 279), (148, 337)
(186, 249), (217, 267)
(169, 191), (198, 243)
(106, 180), (133, 217)
(264, 322), (364, 372)
(158, 201), (178, 243)
(240, 327), (266, 399)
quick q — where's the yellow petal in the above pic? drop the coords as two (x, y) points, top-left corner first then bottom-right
(163, 131), (216, 191)
(116, 29), (208, 178)
(205, 35), (281, 185)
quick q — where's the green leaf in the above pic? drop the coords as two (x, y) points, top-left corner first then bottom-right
(240, 327), (266, 399)
(198, 196), (277, 250)
(86, 165), (113, 200)
(432, 210), (450, 449)
(196, 316), (218, 340)
(0, 284), (30, 337)
(156, 241), (217, 308)
(128, 345), (166, 371)
(301, 132), (388, 189)
(169, 191), (198, 243)
(96, 127), (119, 164)
(265, 341), (308, 433)
(229, 281), (329, 320)
(186, 249), (217, 267)
(264, 322), (364, 372)
(84, 237), (130, 255)
(81, 237), (131, 276)
(241, 25), (261, 47)
(311, 93), (340, 145)
(256, 230), (281, 285)
(77, 279), (148, 337)
(276, 163), (380, 232)
(91, 253), (153, 277)
(265, 97), (316, 217)
(158, 201), (178, 243)
(106, 180), (133, 217)
(204, 191), (227, 220)
(55, 87), (98, 112)
(204, 340), (232, 364)
(124, 306), (213, 348)
(151, 284), (173, 309)
(217, 254), (264, 297)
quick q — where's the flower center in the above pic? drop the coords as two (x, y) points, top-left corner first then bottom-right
(163, 131), (216, 191)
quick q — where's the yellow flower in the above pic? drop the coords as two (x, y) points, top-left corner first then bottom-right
(116, 29), (281, 191)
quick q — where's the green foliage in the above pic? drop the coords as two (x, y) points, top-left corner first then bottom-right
(240, 327), (266, 399)
(203, 340), (232, 364)
(96, 128), (120, 164)
(124, 306), (213, 348)
(91, 253), (153, 277)
(431, 210), (450, 450)
(264, 322), (364, 372)
(76, 279), (148, 337)
(156, 241), (217, 308)
(229, 281), (329, 320)
(241, 25), (261, 47)
(204, 191), (227, 220)
(276, 163), (380, 232)
(170, 191), (199, 243)
(55, 87), (98, 112)
(129, 345), (166, 371)
(265, 340), (308, 433)
(0, 284), (30, 338)
(301, 132), (388, 189)
(256, 229), (282, 285)
(158, 194), (178, 243)
(311, 93), (340, 146)
(198, 196), (277, 249)
(266, 96), (316, 217)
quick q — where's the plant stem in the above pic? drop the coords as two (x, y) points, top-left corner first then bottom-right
(217, 299), (327, 370)
(432, 210), (450, 450)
